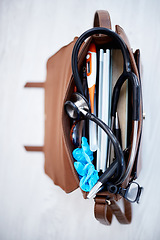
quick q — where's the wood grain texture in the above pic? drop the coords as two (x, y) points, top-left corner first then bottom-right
(0, 0), (160, 239)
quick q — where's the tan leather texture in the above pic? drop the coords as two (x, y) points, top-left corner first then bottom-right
(44, 38), (80, 193)
(94, 10), (112, 29)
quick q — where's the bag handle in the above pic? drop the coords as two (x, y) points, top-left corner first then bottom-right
(94, 196), (131, 225)
(93, 10), (112, 29)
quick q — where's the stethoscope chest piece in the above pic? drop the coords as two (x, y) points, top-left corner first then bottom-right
(64, 92), (90, 120)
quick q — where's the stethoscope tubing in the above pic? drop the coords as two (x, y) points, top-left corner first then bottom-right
(65, 92), (125, 184)
(72, 27), (140, 121)
(111, 71), (140, 121)
(86, 112), (125, 182)
(69, 27), (141, 187)
(72, 27), (131, 95)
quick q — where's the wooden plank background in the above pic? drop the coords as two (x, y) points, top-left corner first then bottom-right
(0, 0), (160, 239)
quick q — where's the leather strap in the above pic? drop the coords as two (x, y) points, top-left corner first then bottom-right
(24, 82), (45, 88)
(109, 199), (131, 224)
(94, 10), (112, 29)
(94, 196), (113, 225)
(24, 83), (45, 153)
(94, 196), (131, 225)
(24, 146), (44, 152)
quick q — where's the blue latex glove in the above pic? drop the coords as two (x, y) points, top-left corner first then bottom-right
(73, 137), (99, 192)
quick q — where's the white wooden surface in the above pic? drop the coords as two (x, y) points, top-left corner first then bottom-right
(0, 0), (160, 239)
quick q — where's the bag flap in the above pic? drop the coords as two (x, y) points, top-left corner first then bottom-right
(44, 38), (80, 193)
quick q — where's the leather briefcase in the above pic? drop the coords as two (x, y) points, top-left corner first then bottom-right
(24, 10), (143, 225)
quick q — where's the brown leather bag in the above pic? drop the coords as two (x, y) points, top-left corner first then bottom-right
(24, 10), (143, 225)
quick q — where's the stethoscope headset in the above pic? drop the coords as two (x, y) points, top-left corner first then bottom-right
(64, 27), (141, 193)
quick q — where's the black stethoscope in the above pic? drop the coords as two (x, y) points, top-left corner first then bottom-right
(64, 27), (141, 195)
